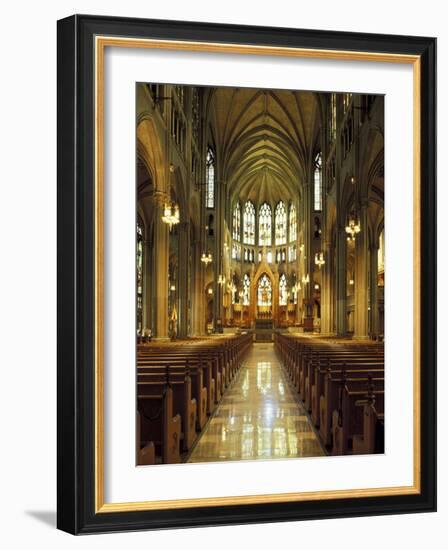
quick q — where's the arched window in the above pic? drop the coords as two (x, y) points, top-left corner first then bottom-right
(289, 203), (297, 242)
(206, 147), (215, 208)
(243, 274), (250, 306)
(314, 152), (322, 211)
(243, 200), (256, 244)
(232, 202), (241, 241)
(136, 218), (144, 333)
(275, 201), (287, 245)
(257, 274), (272, 306)
(258, 202), (272, 246)
(279, 273), (288, 305)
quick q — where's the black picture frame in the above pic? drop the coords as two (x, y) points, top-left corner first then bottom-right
(57, 14), (436, 534)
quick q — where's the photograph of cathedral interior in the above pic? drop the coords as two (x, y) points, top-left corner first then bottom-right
(136, 83), (385, 466)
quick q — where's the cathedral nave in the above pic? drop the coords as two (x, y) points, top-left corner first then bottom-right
(136, 84), (384, 465)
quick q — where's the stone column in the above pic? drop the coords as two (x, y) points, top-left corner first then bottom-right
(369, 242), (379, 339)
(336, 227), (347, 336)
(177, 220), (190, 337)
(354, 203), (369, 339)
(320, 241), (332, 335)
(143, 238), (152, 332)
(152, 195), (169, 339)
(302, 181), (314, 331)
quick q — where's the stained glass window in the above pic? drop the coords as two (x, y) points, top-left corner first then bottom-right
(343, 92), (352, 114)
(257, 274), (272, 306)
(314, 152), (322, 211)
(243, 273), (250, 306)
(258, 202), (272, 246)
(243, 200), (256, 244)
(330, 93), (337, 142)
(206, 147), (215, 208)
(288, 245), (297, 262)
(275, 201), (287, 245)
(279, 273), (288, 305)
(289, 203), (297, 242)
(136, 219), (144, 333)
(232, 202), (241, 241)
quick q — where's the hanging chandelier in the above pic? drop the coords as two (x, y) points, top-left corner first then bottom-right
(315, 251), (325, 268)
(345, 214), (361, 241)
(201, 252), (213, 265)
(161, 200), (180, 229)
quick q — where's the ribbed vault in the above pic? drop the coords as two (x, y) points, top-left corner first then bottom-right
(208, 88), (321, 205)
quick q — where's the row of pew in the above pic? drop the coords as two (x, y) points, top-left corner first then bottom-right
(274, 333), (384, 455)
(136, 333), (252, 464)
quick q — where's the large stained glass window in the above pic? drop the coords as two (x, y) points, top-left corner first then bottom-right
(136, 218), (144, 333)
(258, 202), (272, 246)
(243, 273), (250, 306)
(232, 202), (241, 241)
(206, 147), (215, 208)
(275, 201), (287, 245)
(279, 273), (288, 305)
(314, 152), (322, 211)
(257, 274), (272, 306)
(289, 203), (297, 242)
(243, 200), (256, 245)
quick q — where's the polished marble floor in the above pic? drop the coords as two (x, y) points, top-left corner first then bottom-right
(187, 343), (325, 463)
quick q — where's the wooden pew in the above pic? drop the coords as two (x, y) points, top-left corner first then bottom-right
(136, 411), (156, 465)
(138, 368), (197, 451)
(138, 386), (181, 464)
(332, 379), (384, 455)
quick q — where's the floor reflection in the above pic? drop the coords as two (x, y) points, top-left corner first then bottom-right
(187, 343), (325, 463)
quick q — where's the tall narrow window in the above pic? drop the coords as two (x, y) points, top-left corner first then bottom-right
(232, 202), (241, 241)
(257, 274), (272, 306)
(206, 147), (215, 208)
(330, 93), (337, 142)
(314, 152), (322, 211)
(243, 200), (256, 245)
(258, 202), (272, 246)
(279, 273), (288, 305)
(289, 203), (297, 242)
(136, 219), (144, 333)
(343, 92), (352, 114)
(275, 201), (287, 245)
(243, 273), (250, 306)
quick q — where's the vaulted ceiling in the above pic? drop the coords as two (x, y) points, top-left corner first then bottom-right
(207, 88), (322, 205)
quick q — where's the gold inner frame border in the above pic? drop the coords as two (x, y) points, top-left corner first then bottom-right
(94, 35), (421, 513)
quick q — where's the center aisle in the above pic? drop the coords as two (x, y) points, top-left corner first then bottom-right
(187, 342), (325, 463)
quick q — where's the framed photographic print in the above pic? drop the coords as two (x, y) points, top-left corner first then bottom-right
(57, 14), (436, 534)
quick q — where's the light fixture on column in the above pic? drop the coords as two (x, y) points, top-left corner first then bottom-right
(201, 251), (213, 265)
(314, 251), (325, 268)
(217, 274), (226, 285)
(161, 200), (180, 229)
(345, 212), (361, 241)
(301, 273), (310, 285)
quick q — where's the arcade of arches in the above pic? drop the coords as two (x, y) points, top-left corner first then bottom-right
(136, 83), (385, 464)
(137, 85), (384, 340)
